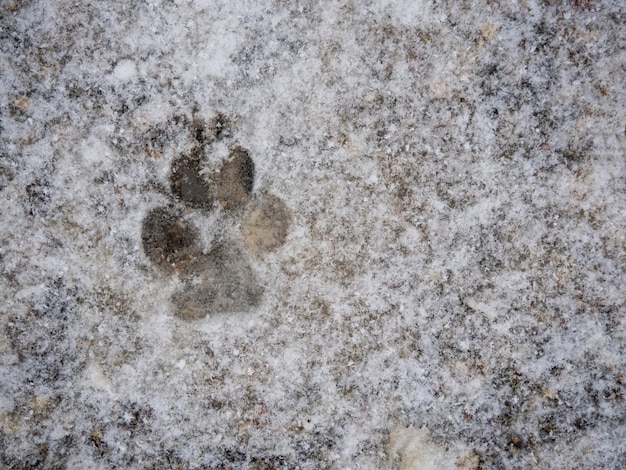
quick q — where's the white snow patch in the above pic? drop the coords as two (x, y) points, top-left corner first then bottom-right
(82, 361), (113, 393)
(387, 427), (478, 470)
(113, 59), (138, 81)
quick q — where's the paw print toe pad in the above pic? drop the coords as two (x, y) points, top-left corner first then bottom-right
(215, 146), (255, 210)
(170, 146), (254, 211)
(242, 194), (291, 255)
(142, 206), (201, 272)
(170, 151), (213, 210)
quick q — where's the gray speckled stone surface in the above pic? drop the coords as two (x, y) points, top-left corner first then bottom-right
(1, 0), (625, 468)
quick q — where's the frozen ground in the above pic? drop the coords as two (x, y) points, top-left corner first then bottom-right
(1, 0), (625, 468)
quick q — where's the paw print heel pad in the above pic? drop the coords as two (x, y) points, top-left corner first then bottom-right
(172, 246), (264, 321)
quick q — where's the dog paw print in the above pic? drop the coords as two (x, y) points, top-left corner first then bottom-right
(141, 115), (291, 320)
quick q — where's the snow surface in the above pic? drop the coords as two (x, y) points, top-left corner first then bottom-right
(1, 0), (625, 468)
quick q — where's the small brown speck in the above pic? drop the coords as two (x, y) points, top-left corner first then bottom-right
(15, 95), (28, 108)
(143, 147), (161, 159)
(91, 428), (103, 447)
(543, 389), (556, 400)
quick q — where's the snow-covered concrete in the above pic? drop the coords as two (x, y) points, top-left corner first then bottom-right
(1, 0), (625, 468)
